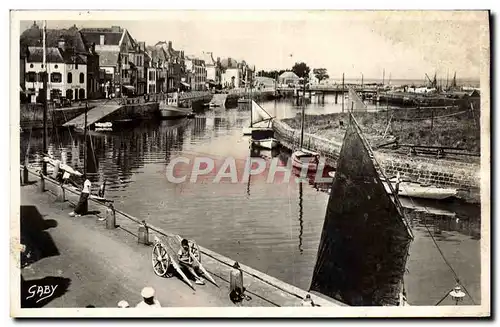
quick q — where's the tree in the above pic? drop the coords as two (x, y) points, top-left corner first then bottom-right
(291, 62), (310, 79)
(313, 68), (329, 83)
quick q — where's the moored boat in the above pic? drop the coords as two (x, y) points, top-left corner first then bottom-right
(382, 177), (458, 200)
(291, 149), (320, 171)
(247, 100), (279, 149)
(159, 93), (193, 119)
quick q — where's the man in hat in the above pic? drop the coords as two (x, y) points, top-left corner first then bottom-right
(118, 300), (130, 308)
(136, 286), (161, 308)
(301, 294), (315, 306)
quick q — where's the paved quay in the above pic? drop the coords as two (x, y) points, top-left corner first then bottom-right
(17, 178), (342, 309)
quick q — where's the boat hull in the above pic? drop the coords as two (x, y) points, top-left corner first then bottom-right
(159, 105), (193, 119)
(291, 150), (320, 172)
(251, 138), (278, 150)
(383, 181), (457, 200)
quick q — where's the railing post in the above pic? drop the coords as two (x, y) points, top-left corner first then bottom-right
(55, 183), (65, 202)
(38, 171), (45, 193)
(106, 203), (116, 229)
(138, 220), (150, 245)
(22, 165), (29, 185)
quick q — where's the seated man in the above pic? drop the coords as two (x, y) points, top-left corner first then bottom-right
(177, 239), (205, 285)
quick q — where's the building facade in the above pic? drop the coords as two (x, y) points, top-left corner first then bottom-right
(81, 26), (142, 97)
(20, 22), (99, 101)
(185, 55), (207, 91)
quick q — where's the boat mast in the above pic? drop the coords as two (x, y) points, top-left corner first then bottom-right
(250, 75), (253, 128)
(42, 20), (48, 175)
(300, 76), (306, 149)
(341, 73), (344, 113)
(83, 101), (88, 176)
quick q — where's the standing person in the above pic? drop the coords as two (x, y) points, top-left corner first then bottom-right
(69, 175), (91, 217)
(136, 287), (161, 308)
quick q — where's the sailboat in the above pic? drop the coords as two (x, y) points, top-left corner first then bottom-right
(310, 113), (413, 306)
(290, 91), (320, 171)
(247, 100), (278, 149)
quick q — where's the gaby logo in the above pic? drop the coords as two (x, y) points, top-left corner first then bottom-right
(165, 155), (334, 184)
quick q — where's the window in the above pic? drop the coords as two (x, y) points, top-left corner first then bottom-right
(54, 64), (58, 69)
(26, 72), (36, 82)
(79, 89), (85, 99)
(66, 89), (73, 99)
(50, 72), (62, 83)
(29, 64), (34, 68)
(67, 72), (73, 83)
(124, 56), (128, 64)
(75, 63), (78, 69)
(79, 72), (85, 84)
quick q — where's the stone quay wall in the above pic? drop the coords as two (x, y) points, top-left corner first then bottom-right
(272, 119), (481, 201)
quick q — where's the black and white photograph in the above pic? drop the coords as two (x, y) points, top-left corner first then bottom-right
(9, 9), (490, 317)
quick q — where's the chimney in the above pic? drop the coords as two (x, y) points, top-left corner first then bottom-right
(100, 35), (105, 45)
(58, 36), (66, 51)
(168, 41), (172, 49)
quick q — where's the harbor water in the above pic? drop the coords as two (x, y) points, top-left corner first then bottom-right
(20, 94), (481, 306)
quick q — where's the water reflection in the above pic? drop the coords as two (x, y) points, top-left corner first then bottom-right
(19, 97), (480, 305)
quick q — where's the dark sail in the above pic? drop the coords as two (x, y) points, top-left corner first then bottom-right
(310, 114), (413, 306)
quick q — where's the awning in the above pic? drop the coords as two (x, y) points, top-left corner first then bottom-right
(122, 85), (135, 90)
(181, 82), (191, 88)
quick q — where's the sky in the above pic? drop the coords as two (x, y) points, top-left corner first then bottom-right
(18, 11), (487, 81)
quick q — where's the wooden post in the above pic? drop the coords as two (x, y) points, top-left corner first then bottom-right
(138, 220), (150, 245)
(22, 166), (29, 185)
(430, 109), (434, 130)
(38, 171), (45, 193)
(342, 73), (344, 113)
(335, 92), (338, 104)
(106, 203), (116, 229)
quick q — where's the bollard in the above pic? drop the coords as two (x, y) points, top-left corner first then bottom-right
(22, 166), (29, 185)
(55, 184), (65, 202)
(105, 204), (116, 229)
(51, 161), (60, 180)
(38, 172), (45, 193)
(138, 220), (150, 245)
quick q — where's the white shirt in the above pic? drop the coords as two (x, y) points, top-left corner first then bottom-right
(82, 179), (91, 194)
(136, 299), (161, 308)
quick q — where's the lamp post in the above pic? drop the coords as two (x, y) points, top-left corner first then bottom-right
(449, 285), (466, 305)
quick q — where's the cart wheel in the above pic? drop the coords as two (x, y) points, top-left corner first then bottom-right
(152, 242), (170, 277)
(189, 241), (201, 263)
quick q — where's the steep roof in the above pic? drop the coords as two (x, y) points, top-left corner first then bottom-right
(80, 27), (124, 46)
(21, 23), (89, 54)
(279, 71), (299, 79)
(220, 57), (238, 69)
(200, 52), (215, 66)
(26, 46), (87, 64)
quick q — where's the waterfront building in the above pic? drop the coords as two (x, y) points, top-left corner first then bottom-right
(200, 51), (221, 88)
(154, 41), (186, 92)
(185, 55), (207, 91)
(146, 45), (168, 93)
(80, 26), (140, 97)
(278, 71), (300, 87)
(20, 22), (100, 102)
(144, 51), (157, 94)
(220, 57), (240, 89)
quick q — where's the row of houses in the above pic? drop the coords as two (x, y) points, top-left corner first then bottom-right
(20, 22), (256, 103)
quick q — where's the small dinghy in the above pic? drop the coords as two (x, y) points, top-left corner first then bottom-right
(382, 174), (458, 200)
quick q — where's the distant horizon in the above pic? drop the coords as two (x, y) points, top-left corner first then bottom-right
(18, 11), (485, 81)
